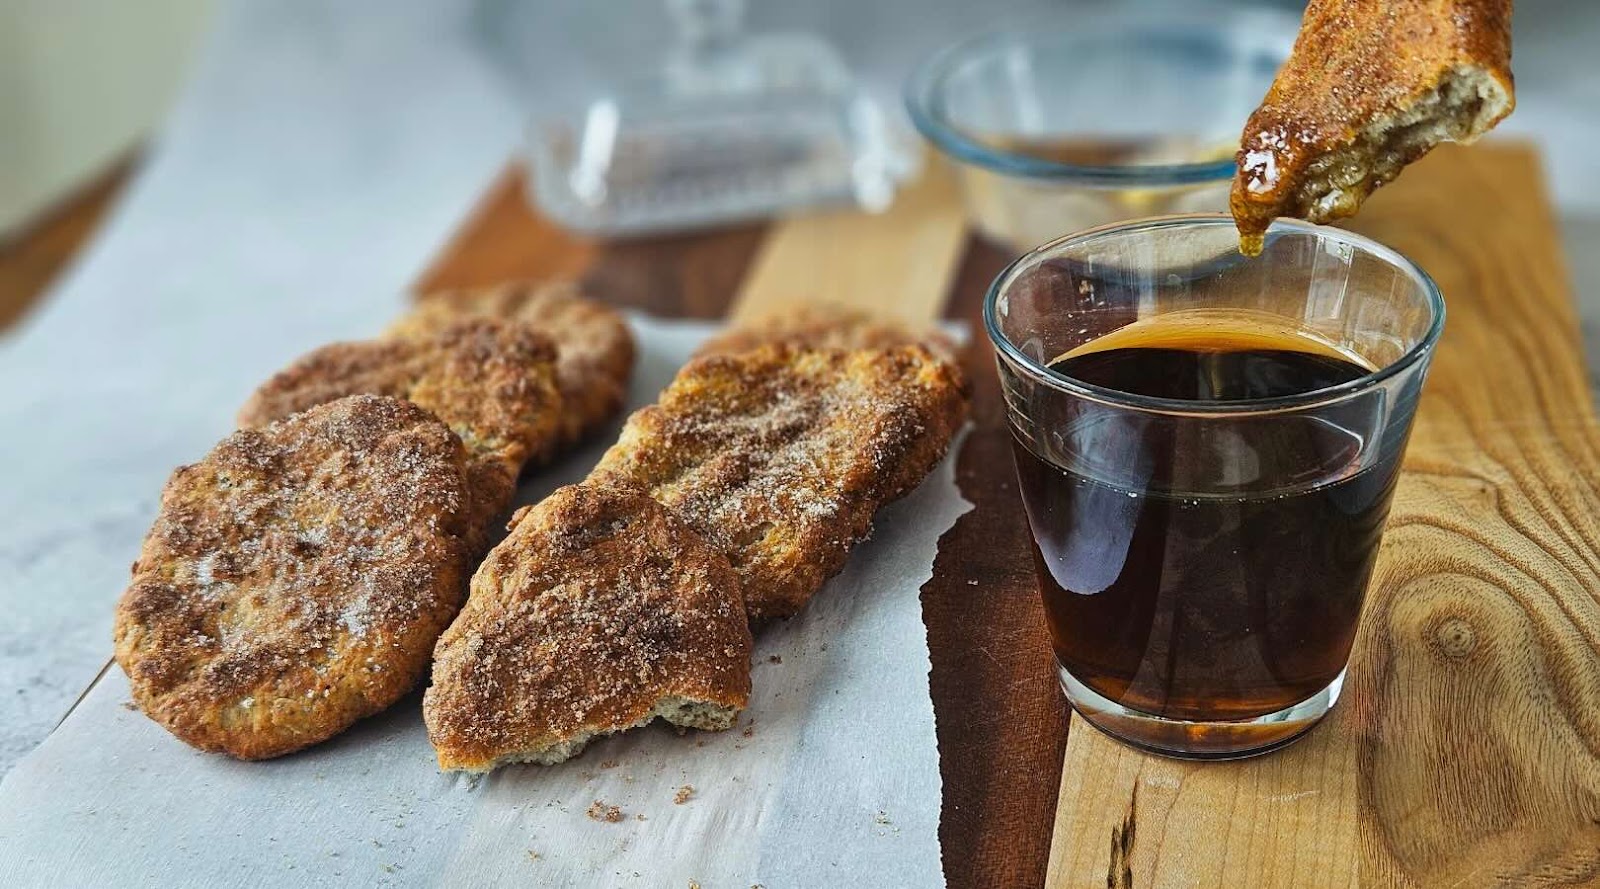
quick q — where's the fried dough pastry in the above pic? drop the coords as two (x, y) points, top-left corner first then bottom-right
(424, 482), (751, 771)
(1231, 0), (1514, 253)
(695, 304), (960, 366)
(114, 395), (477, 760)
(238, 319), (562, 537)
(592, 345), (969, 620)
(390, 280), (636, 445)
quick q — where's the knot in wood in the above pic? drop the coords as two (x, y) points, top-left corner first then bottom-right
(1430, 616), (1477, 660)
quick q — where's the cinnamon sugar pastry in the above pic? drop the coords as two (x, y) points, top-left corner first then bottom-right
(391, 281), (635, 446)
(115, 396), (477, 759)
(424, 482), (751, 771)
(593, 344), (969, 620)
(1231, 0), (1514, 253)
(239, 318), (562, 540)
(695, 303), (960, 366)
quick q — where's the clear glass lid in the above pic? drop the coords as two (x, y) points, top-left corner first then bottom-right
(527, 0), (908, 235)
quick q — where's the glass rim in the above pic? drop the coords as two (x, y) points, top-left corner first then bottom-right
(982, 214), (1447, 416)
(903, 9), (1297, 186)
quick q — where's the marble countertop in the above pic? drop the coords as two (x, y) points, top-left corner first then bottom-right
(2, 0), (1597, 778)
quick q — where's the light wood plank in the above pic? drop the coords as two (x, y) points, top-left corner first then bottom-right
(730, 161), (966, 324)
(1047, 144), (1600, 888)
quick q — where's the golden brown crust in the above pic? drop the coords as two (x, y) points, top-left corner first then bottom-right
(391, 281), (636, 446)
(592, 345), (970, 621)
(238, 319), (562, 538)
(695, 304), (962, 367)
(423, 481), (751, 772)
(1231, 0), (1514, 251)
(113, 395), (477, 760)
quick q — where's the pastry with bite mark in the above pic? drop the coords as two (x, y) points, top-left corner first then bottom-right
(424, 481), (751, 771)
(114, 395), (478, 759)
(1231, 0), (1514, 254)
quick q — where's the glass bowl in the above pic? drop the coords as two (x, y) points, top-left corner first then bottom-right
(906, 8), (1299, 250)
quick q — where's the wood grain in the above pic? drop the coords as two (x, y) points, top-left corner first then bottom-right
(412, 163), (767, 320)
(411, 165), (597, 294)
(0, 155), (134, 332)
(1046, 144), (1600, 888)
(729, 163), (966, 324)
(929, 235), (1071, 889)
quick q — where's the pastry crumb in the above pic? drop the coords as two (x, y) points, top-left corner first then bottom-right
(586, 800), (623, 823)
(674, 785), (695, 805)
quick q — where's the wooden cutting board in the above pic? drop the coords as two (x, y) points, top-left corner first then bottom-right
(414, 143), (1600, 888)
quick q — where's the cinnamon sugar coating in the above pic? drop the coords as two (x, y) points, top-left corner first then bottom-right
(1231, 0), (1514, 252)
(593, 345), (969, 620)
(238, 318), (562, 539)
(424, 482), (751, 772)
(695, 303), (960, 367)
(114, 395), (477, 759)
(391, 280), (636, 446)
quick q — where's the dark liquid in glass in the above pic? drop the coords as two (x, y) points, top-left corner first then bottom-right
(1014, 333), (1403, 721)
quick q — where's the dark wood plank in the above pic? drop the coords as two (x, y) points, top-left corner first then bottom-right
(580, 224), (768, 319)
(412, 166), (596, 293)
(412, 164), (766, 320)
(0, 156), (135, 331)
(925, 236), (1069, 889)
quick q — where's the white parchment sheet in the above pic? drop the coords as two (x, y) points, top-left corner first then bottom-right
(0, 317), (973, 888)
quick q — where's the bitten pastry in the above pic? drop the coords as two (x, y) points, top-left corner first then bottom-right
(238, 318), (562, 539)
(114, 395), (477, 759)
(592, 345), (969, 621)
(423, 481), (752, 772)
(695, 303), (960, 366)
(1231, 0), (1514, 253)
(390, 281), (636, 446)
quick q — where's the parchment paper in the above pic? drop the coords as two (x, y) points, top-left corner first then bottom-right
(0, 316), (973, 888)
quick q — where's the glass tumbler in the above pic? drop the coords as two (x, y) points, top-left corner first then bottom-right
(986, 215), (1444, 759)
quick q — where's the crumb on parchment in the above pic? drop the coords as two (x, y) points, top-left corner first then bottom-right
(674, 785), (695, 805)
(586, 800), (623, 823)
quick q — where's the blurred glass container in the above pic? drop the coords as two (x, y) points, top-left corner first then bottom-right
(527, 0), (906, 236)
(905, 9), (1298, 250)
